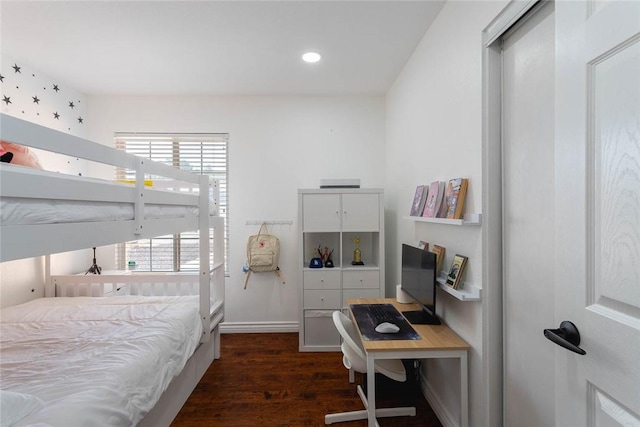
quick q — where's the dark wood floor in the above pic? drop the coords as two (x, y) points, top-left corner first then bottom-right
(171, 333), (442, 427)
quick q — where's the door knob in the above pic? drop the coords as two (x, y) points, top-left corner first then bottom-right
(543, 321), (586, 355)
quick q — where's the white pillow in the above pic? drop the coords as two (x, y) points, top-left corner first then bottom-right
(0, 390), (44, 427)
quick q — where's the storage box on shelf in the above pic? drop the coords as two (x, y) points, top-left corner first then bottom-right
(298, 188), (385, 351)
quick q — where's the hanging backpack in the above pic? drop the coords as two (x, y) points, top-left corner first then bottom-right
(244, 222), (283, 289)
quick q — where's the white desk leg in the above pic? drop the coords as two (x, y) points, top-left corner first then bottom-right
(460, 351), (469, 427)
(366, 353), (377, 427)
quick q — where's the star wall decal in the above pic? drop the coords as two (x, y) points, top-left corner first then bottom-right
(1, 66), (85, 130)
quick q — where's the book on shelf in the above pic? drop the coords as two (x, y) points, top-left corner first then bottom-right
(422, 181), (445, 218)
(445, 254), (468, 290)
(436, 181), (451, 218)
(430, 245), (445, 274)
(441, 178), (469, 219)
(409, 185), (428, 217)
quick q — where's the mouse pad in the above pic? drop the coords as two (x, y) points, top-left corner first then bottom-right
(350, 304), (421, 341)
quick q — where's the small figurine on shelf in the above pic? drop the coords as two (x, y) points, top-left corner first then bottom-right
(352, 237), (364, 265)
(324, 248), (335, 268)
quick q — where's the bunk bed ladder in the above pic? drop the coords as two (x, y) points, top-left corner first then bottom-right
(199, 174), (212, 342)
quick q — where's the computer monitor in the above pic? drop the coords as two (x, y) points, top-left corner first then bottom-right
(400, 243), (441, 325)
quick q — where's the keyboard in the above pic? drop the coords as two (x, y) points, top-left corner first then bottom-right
(368, 304), (396, 324)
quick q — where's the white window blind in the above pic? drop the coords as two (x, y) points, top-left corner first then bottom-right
(114, 133), (228, 273)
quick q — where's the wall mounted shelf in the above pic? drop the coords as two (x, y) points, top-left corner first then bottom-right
(403, 212), (482, 301)
(436, 275), (481, 301)
(404, 213), (482, 226)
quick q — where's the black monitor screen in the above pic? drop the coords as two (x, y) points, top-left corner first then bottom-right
(400, 244), (440, 325)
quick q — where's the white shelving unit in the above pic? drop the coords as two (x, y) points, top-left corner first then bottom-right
(298, 188), (385, 352)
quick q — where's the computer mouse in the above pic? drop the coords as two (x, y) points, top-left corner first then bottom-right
(375, 322), (400, 334)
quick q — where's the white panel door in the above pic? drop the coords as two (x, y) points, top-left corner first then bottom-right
(554, 1), (640, 424)
(341, 193), (379, 231)
(502, 3), (556, 426)
(302, 194), (341, 231)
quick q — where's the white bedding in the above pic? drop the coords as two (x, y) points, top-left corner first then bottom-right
(0, 165), (216, 226)
(0, 198), (204, 225)
(0, 198), (216, 226)
(0, 296), (203, 427)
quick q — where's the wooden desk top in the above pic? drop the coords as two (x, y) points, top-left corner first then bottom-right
(347, 298), (470, 352)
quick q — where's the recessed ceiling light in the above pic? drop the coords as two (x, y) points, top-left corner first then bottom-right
(302, 52), (321, 63)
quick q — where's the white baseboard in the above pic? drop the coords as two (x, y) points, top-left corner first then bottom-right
(419, 370), (458, 427)
(220, 321), (299, 334)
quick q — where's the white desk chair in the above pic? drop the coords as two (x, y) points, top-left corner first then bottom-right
(325, 311), (416, 426)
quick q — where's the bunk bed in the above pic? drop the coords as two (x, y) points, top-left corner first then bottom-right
(0, 113), (225, 426)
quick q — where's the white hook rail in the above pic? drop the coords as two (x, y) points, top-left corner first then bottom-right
(245, 220), (293, 226)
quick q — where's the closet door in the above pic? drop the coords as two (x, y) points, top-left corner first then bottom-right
(502, 3), (556, 426)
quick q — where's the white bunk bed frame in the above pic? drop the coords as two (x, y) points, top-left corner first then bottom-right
(0, 113), (225, 426)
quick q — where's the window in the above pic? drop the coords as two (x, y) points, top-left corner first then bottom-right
(114, 133), (228, 273)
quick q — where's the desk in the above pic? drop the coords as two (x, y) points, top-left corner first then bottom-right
(347, 298), (470, 427)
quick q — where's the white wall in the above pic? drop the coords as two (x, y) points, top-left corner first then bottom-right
(86, 95), (385, 327)
(385, 1), (508, 425)
(0, 55), (92, 308)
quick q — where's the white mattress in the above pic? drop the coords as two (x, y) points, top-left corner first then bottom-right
(0, 296), (203, 427)
(0, 197), (216, 226)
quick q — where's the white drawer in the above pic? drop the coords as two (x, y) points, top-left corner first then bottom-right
(304, 289), (341, 309)
(342, 270), (380, 289)
(343, 288), (380, 306)
(303, 270), (341, 290)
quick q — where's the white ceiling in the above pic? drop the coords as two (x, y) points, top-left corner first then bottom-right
(0, 1), (444, 96)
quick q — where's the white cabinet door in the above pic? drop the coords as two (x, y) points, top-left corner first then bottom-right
(341, 193), (379, 231)
(302, 194), (340, 231)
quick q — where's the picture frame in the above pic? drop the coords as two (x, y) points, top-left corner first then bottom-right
(445, 254), (468, 290)
(418, 240), (429, 251)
